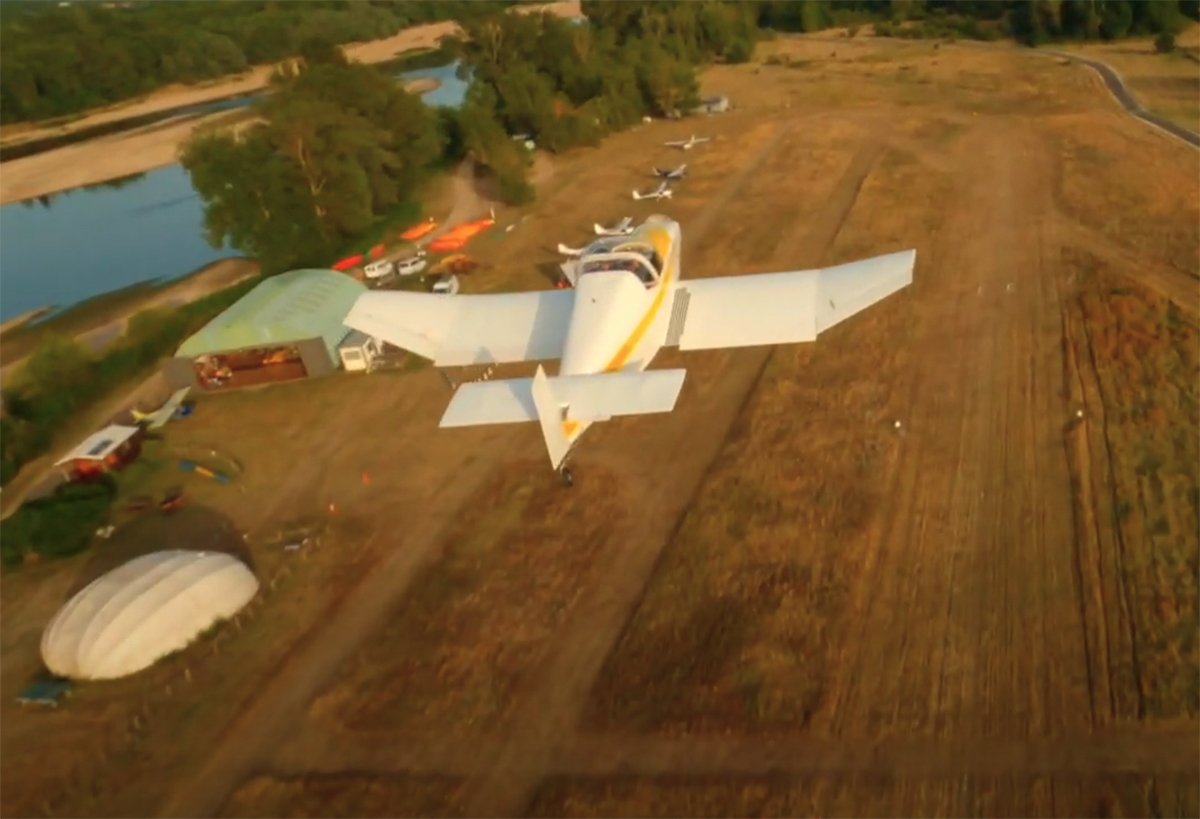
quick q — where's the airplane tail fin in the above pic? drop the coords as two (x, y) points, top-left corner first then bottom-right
(557, 243), (583, 256)
(594, 222), (610, 234)
(438, 368), (688, 472)
(631, 190), (644, 201)
(530, 366), (571, 470)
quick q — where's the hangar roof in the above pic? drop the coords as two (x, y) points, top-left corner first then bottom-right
(176, 269), (366, 361)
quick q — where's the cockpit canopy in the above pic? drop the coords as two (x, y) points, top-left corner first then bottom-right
(579, 242), (663, 287)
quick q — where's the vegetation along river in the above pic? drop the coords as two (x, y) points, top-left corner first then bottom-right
(0, 60), (469, 324)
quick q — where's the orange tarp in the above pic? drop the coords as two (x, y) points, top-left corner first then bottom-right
(400, 219), (438, 241)
(332, 254), (363, 271)
(427, 217), (494, 252)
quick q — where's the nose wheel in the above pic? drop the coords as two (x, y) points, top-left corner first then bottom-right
(559, 466), (574, 488)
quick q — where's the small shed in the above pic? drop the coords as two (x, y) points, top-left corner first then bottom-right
(54, 425), (144, 482)
(338, 331), (381, 372)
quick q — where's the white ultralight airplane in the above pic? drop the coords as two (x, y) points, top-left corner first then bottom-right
(632, 180), (673, 201)
(653, 163), (688, 180)
(664, 134), (710, 150)
(342, 215), (916, 487)
(594, 216), (634, 236)
(130, 387), (191, 430)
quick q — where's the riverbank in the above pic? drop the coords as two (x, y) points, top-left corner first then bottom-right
(0, 76), (442, 206)
(0, 257), (260, 384)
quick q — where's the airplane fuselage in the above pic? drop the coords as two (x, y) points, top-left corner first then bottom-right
(556, 215), (682, 445)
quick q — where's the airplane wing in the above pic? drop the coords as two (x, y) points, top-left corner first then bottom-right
(665, 250), (915, 351)
(343, 289), (575, 367)
(616, 216), (633, 230)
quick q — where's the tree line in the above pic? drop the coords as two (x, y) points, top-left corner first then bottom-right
(3, 0), (1194, 125)
(754, 0), (1194, 42)
(0, 0), (521, 125)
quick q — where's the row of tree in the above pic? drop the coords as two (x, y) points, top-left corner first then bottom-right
(0, 0), (521, 124)
(749, 0), (1195, 42)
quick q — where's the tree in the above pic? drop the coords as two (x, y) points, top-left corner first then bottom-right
(1155, 30), (1176, 51)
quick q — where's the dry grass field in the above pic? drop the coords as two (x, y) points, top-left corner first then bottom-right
(1, 31), (1196, 819)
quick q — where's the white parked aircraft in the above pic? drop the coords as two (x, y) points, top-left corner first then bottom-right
(594, 216), (634, 236)
(343, 215), (916, 486)
(664, 134), (710, 150)
(632, 180), (673, 201)
(654, 163), (688, 180)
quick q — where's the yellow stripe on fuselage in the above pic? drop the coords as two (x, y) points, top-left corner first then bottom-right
(561, 227), (676, 440)
(602, 228), (676, 372)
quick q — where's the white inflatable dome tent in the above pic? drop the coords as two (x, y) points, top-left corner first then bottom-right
(41, 550), (259, 681)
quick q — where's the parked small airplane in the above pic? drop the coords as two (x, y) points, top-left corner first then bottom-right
(632, 180), (673, 201)
(654, 163), (688, 180)
(664, 134), (710, 150)
(343, 215), (916, 486)
(131, 387), (191, 429)
(594, 216), (635, 237)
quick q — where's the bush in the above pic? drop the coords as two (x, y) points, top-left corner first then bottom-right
(874, 20), (894, 37)
(1155, 31), (1176, 53)
(0, 476), (117, 568)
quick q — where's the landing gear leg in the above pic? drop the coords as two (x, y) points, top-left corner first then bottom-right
(559, 466), (574, 488)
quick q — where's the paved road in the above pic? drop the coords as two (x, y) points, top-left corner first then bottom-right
(1041, 48), (1200, 149)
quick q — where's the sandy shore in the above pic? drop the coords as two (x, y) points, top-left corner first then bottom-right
(0, 1), (580, 205)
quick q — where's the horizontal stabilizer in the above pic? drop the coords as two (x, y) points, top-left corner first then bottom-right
(439, 368), (687, 429)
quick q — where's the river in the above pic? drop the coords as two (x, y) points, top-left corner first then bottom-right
(0, 60), (471, 324)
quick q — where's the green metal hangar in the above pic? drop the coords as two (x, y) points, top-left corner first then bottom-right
(164, 270), (367, 393)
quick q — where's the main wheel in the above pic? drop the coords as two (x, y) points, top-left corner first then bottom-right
(560, 467), (574, 488)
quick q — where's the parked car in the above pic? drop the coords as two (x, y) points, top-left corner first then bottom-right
(432, 273), (460, 295)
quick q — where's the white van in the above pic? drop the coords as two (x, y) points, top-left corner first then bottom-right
(394, 252), (428, 277)
(432, 274), (460, 295)
(363, 259), (394, 280)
